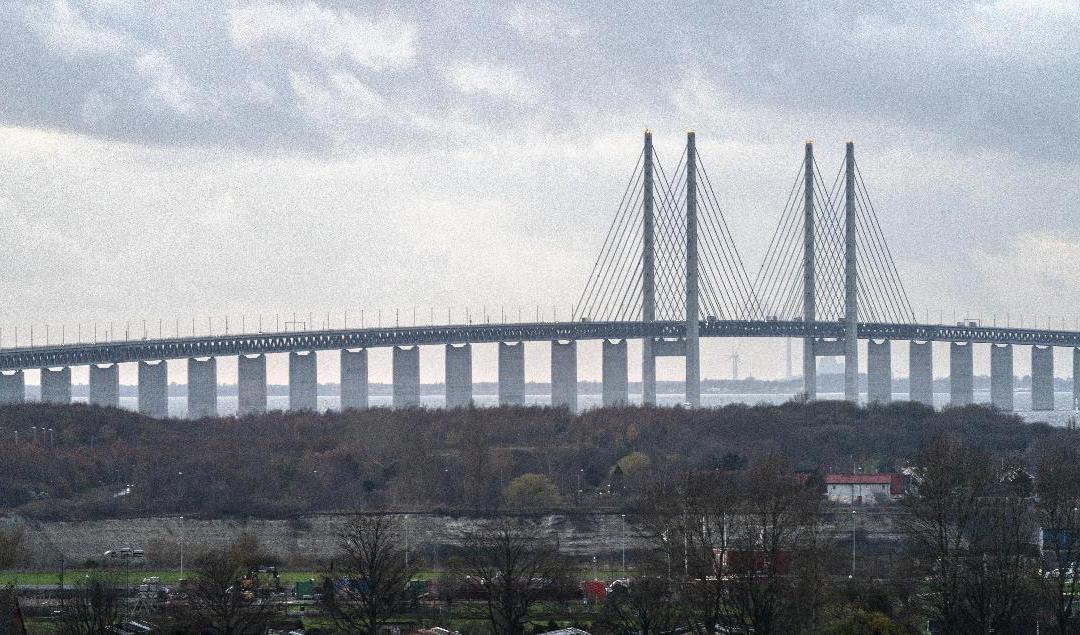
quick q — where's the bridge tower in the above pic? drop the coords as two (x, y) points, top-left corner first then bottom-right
(578, 130), (757, 407)
(844, 142), (858, 401)
(642, 130), (656, 405)
(685, 130), (700, 407)
(802, 141), (816, 398)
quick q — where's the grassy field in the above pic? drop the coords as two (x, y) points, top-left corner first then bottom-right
(0, 567), (631, 587)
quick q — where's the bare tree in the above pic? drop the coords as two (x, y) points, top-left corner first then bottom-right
(902, 438), (1039, 632)
(600, 576), (677, 635)
(319, 514), (413, 634)
(455, 518), (570, 635)
(0, 526), (26, 570)
(179, 542), (278, 634)
(57, 571), (123, 635)
(725, 454), (824, 634)
(1036, 448), (1080, 634)
(642, 469), (739, 635)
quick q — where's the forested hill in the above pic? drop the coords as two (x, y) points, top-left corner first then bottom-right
(0, 401), (1065, 520)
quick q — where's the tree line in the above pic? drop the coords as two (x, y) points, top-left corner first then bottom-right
(0, 400), (1060, 520)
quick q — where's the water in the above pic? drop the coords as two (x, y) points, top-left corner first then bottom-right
(86, 390), (1078, 425)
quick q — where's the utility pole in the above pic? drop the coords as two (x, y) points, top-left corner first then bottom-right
(685, 131), (700, 407)
(802, 141), (816, 399)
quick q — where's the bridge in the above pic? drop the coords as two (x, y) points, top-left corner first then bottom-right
(0, 131), (1074, 417)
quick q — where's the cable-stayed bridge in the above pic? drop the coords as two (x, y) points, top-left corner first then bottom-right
(1, 131), (1076, 417)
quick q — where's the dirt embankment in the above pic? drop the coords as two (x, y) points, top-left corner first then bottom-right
(1, 508), (905, 570)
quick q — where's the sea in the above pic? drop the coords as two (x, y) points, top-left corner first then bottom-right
(85, 390), (1080, 425)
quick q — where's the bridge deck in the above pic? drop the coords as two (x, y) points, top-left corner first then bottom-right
(0, 320), (1077, 371)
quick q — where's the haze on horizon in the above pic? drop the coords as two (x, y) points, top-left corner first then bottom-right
(2, 1), (1079, 386)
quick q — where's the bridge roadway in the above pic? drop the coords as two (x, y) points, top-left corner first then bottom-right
(1, 319), (1079, 371)
(1, 318), (1078, 416)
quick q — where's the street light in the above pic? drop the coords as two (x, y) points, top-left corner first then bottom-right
(621, 514), (627, 573)
(850, 508), (857, 579)
(178, 515), (185, 582)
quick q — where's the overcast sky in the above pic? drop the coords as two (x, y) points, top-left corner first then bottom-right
(2, 0), (1079, 385)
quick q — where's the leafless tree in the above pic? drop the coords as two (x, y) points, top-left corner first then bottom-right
(1035, 448), (1080, 634)
(642, 469), (739, 635)
(56, 571), (123, 635)
(724, 454), (824, 634)
(455, 518), (570, 635)
(600, 576), (677, 635)
(0, 526), (25, 569)
(179, 542), (278, 634)
(902, 438), (1039, 632)
(643, 457), (823, 635)
(319, 514), (413, 634)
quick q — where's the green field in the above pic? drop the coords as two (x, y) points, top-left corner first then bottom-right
(0, 567), (629, 587)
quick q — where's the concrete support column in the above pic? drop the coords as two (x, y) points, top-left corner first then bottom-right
(0, 370), (25, 404)
(551, 340), (577, 411)
(88, 364), (120, 407)
(40, 367), (71, 404)
(909, 341), (933, 406)
(843, 142), (858, 402)
(602, 339), (629, 406)
(949, 343), (973, 407)
(288, 351), (318, 412)
(392, 346), (420, 408)
(685, 131), (700, 407)
(802, 142), (816, 399)
(642, 130), (656, 405)
(445, 344), (473, 408)
(137, 361), (169, 418)
(989, 344), (1014, 411)
(1073, 348), (1080, 411)
(1032, 345), (1055, 411)
(237, 354), (267, 415)
(187, 358), (217, 418)
(340, 349), (369, 411)
(498, 342), (525, 406)
(867, 340), (891, 403)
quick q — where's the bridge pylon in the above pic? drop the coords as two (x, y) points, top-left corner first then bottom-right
(756, 140), (915, 402)
(577, 130), (758, 406)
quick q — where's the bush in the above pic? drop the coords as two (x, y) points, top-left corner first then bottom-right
(504, 474), (560, 510)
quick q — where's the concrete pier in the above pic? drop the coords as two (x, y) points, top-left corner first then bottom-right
(288, 351), (318, 412)
(1074, 348), (1080, 411)
(392, 346), (420, 408)
(187, 358), (217, 418)
(88, 364), (120, 407)
(989, 344), (1013, 411)
(0, 370), (25, 404)
(137, 361), (168, 418)
(340, 349), (369, 410)
(40, 367), (71, 404)
(551, 340), (577, 411)
(498, 342), (525, 406)
(867, 340), (891, 403)
(445, 344), (472, 408)
(602, 339), (629, 406)
(909, 341), (933, 405)
(1031, 345), (1054, 411)
(237, 354), (267, 415)
(949, 343), (974, 407)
